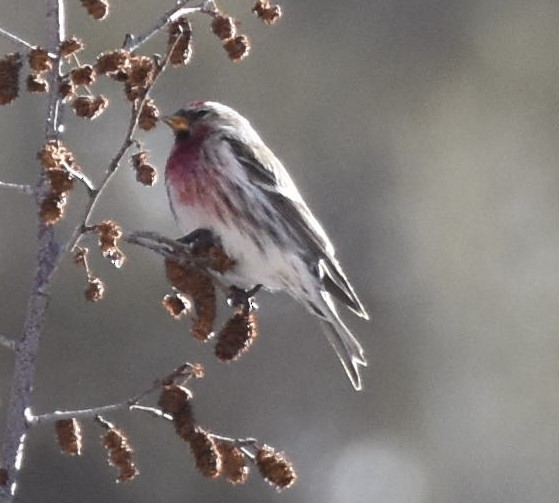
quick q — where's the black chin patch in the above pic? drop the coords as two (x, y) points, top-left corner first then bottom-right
(175, 130), (191, 141)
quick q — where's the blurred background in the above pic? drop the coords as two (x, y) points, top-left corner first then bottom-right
(2, 0), (559, 501)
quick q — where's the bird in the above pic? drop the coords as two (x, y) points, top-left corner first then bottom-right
(163, 101), (369, 390)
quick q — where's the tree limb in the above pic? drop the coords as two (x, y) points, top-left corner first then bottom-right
(0, 182), (33, 196)
(123, 0), (217, 52)
(0, 1), (65, 500)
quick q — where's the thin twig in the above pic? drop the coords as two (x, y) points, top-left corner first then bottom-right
(0, 335), (16, 352)
(29, 362), (199, 425)
(0, 26), (36, 52)
(123, 230), (188, 257)
(65, 44), (178, 255)
(30, 403), (128, 424)
(123, 229), (234, 297)
(130, 404), (173, 420)
(0, 181), (34, 196)
(123, 0), (217, 52)
(61, 161), (96, 196)
(129, 405), (260, 460)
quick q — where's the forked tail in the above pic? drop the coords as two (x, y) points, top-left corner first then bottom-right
(318, 291), (367, 390)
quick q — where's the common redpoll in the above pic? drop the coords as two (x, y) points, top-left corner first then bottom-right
(163, 101), (369, 389)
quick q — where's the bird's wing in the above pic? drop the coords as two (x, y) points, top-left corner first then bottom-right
(225, 137), (369, 319)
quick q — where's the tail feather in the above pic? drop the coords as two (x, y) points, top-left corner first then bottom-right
(319, 259), (370, 320)
(318, 291), (367, 390)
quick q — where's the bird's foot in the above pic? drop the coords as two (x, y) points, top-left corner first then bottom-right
(177, 228), (220, 254)
(227, 284), (262, 313)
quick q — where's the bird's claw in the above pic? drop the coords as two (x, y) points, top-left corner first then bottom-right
(177, 228), (220, 254)
(227, 285), (261, 313)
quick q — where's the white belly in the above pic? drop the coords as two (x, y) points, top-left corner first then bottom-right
(171, 199), (310, 293)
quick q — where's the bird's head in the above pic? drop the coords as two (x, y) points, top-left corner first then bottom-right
(162, 101), (251, 141)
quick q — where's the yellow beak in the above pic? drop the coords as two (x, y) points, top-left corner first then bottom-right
(162, 114), (190, 133)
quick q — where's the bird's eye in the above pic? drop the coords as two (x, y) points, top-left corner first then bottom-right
(192, 109), (209, 119)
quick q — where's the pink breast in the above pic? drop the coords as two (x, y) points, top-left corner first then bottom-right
(165, 139), (228, 220)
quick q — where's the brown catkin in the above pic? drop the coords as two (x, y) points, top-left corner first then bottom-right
(85, 277), (105, 302)
(158, 385), (192, 416)
(135, 164), (158, 186)
(0, 53), (22, 105)
(188, 428), (222, 478)
(55, 419), (83, 456)
(252, 0), (282, 24)
(127, 55), (154, 88)
(70, 65), (96, 86)
(216, 441), (249, 485)
(102, 427), (138, 482)
(138, 98), (159, 130)
(72, 95), (108, 119)
(158, 385), (197, 441)
(60, 37), (84, 57)
(0, 468), (7, 487)
(223, 35), (251, 61)
(165, 258), (216, 342)
(168, 16), (193, 66)
(59, 79), (76, 101)
(46, 167), (74, 195)
(211, 15), (237, 40)
(80, 0), (109, 20)
(95, 50), (130, 74)
(39, 194), (67, 225)
(215, 311), (258, 361)
(94, 220), (126, 268)
(256, 445), (297, 490)
(27, 47), (51, 73)
(26, 74), (48, 93)
(162, 294), (190, 319)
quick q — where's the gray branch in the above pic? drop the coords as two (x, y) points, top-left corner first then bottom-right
(123, 0), (216, 52)
(0, 1), (65, 501)
(0, 26), (35, 51)
(0, 182), (33, 196)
